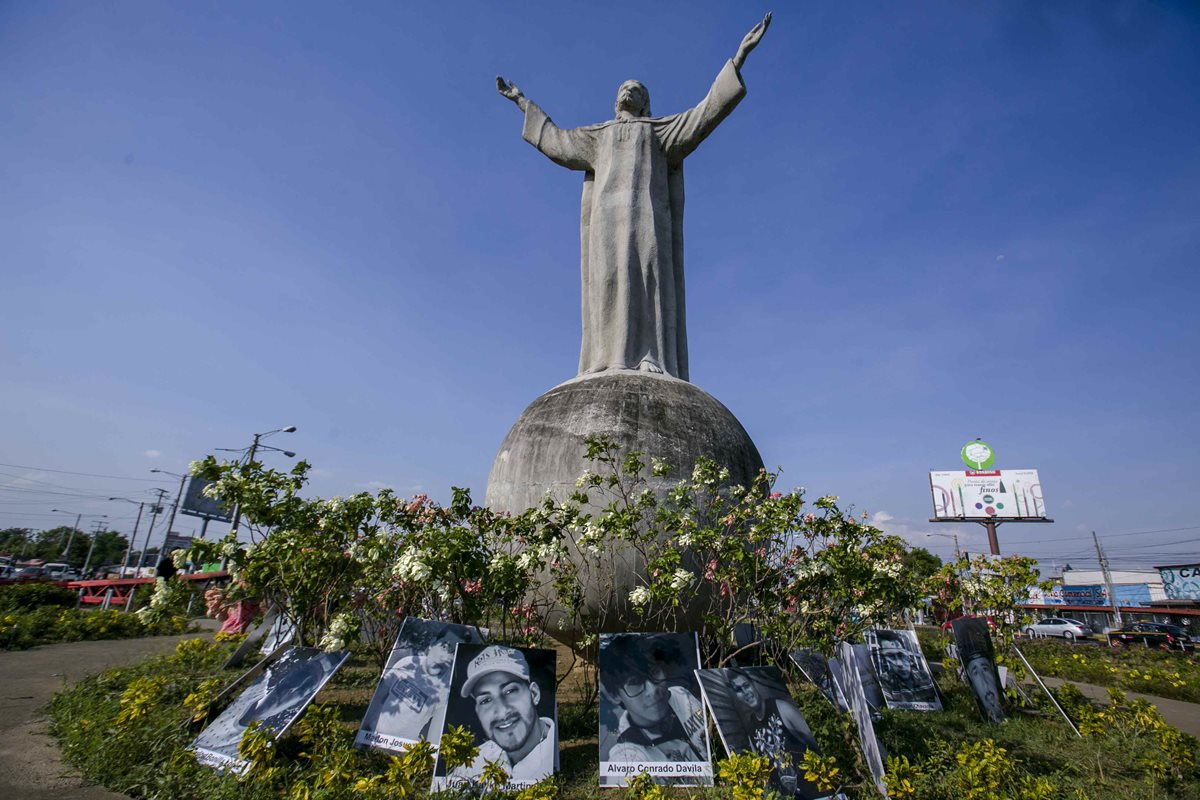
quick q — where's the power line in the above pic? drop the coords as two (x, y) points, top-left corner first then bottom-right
(0, 462), (167, 482)
(1004, 524), (1200, 544)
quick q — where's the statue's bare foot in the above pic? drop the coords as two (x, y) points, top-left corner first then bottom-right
(638, 359), (663, 374)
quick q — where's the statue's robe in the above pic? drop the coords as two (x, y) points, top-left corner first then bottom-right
(520, 61), (746, 381)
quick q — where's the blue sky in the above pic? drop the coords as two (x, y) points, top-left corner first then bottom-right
(2, 2), (1198, 573)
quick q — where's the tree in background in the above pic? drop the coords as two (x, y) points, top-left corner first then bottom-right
(0, 527), (34, 557)
(0, 526), (128, 569)
(901, 546), (942, 586)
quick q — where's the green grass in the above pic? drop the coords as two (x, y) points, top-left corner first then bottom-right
(914, 626), (1200, 704)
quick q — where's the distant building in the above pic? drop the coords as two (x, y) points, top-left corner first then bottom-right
(1155, 563), (1200, 610)
(1060, 567), (1164, 605)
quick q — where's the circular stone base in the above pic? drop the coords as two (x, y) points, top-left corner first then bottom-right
(485, 371), (764, 637)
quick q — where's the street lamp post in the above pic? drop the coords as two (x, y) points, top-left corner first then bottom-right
(108, 498), (146, 576)
(50, 510), (82, 558)
(49, 510), (107, 565)
(226, 426), (297, 540)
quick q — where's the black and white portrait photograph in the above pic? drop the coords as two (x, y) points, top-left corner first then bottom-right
(789, 649), (848, 713)
(222, 608), (277, 669)
(431, 644), (557, 790)
(951, 617), (1005, 723)
(598, 632), (711, 787)
(355, 617), (484, 753)
(696, 666), (840, 800)
(865, 629), (941, 712)
(849, 642), (888, 719)
(191, 646), (349, 774)
(259, 611), (296, 656)
(836, 641), (887, 798)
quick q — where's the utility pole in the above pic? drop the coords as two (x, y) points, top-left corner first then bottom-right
(110, 499), (145, 576)
(1093, 530), (1122, 629)
(137, 489), (169, 573)
(82, 520), (106, 575)
(62, 513), (82, 559)
(150, 470), (190, 556)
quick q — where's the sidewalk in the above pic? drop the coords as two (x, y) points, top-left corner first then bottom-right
(0, 631), (212, 800)
(1029, 674), (1200, 738)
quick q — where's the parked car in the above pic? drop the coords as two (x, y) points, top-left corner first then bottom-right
(940, 614), (997, 632)
(1107, 622), (1194, 651)
(1022, 617), (1092, 641)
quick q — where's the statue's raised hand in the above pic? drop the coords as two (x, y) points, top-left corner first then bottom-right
(733, 12), (771, 70)
(496, 76), (526, 109)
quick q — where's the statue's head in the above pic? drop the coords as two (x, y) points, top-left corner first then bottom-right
(614, 80), (651, 118)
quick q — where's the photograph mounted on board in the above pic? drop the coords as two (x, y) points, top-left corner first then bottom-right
(865, 629), (941, 712)
(836, 641), (888, 798)
(845, 644), (885, 717)
(431, 644), (558, 791)
(696, 666), (842, 800)
(191, 646), (349, 774)
(598, 632), (712, 787)
(789, 649), (849, 713)
(259, 612), (296, 656)
(356, 617), (485, 753)
(952, 617), (1005, 723)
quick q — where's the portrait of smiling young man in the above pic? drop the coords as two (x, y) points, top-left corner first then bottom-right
(433, 644), (558, 789)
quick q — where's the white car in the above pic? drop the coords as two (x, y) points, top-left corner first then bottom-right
(1023, 617), (1091, 641)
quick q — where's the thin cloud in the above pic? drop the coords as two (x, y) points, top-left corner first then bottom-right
(143, 449), (161, 458)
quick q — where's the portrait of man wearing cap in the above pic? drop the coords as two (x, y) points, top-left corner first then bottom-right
(439, 644), (557, 787)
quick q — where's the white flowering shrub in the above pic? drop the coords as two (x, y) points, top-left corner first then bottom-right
(534, 436), (926, 664)
(183, 436), (929, 668)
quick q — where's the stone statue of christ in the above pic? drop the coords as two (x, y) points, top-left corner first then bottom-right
(497, 14), (771, 382)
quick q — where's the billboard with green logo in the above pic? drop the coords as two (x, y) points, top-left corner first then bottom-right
(929, 469), (1045, 519)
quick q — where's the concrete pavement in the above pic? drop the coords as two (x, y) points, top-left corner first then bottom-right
(0, 632), (211, 800)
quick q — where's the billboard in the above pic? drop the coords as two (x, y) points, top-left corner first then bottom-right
(1158, 564), (1200, 601)
(181, 477), (233, 522)
(929, 469), (1045, 519)
(163, 533), (194, 552)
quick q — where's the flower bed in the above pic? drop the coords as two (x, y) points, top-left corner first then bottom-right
(48, 636), (1200, 800)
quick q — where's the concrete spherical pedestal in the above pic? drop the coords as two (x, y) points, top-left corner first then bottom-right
(485, 371), (763, 639)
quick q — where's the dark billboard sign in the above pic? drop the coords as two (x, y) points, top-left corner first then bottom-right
(180, 477), (233, 522)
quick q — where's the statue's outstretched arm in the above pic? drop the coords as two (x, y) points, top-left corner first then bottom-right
(733, 12), (771, 71)
(499, 76), (594, 171)
(496, 76), (529, 112)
